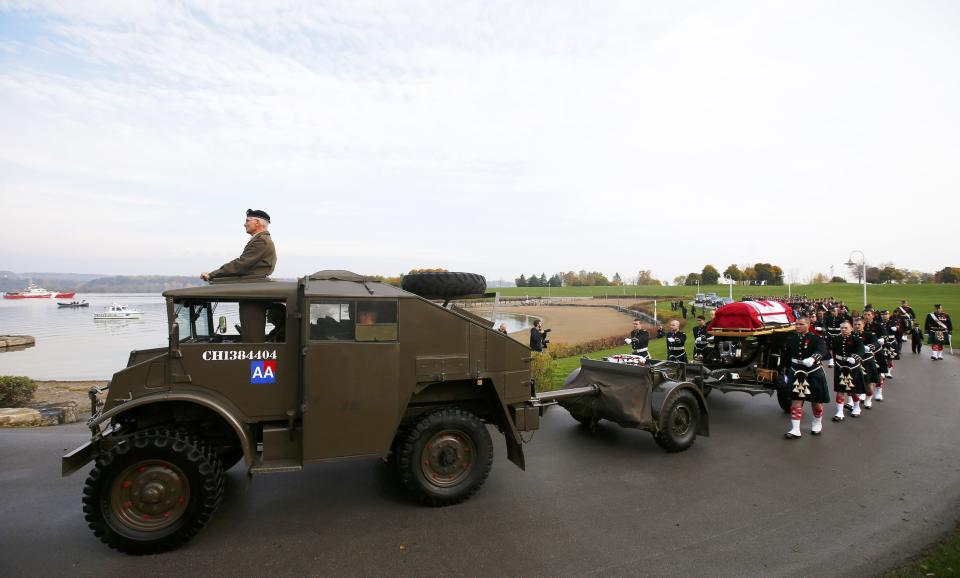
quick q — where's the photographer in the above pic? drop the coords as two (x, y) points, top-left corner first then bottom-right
(529, 320), (550, 352)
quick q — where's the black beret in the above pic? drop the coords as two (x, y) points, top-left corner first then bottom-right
(246, 209), (271, 223)
(935, 303), (942, 308)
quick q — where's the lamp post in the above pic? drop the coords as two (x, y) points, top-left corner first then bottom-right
(845, 250), (867, 308)
(724, 275), (733, 300)
(779, 273), (791, 298)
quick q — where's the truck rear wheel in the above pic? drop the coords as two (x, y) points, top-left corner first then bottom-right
(397, 408), (493, 506)
(82, 429), (225, 555)
(776, 382), (792, 413)
(654, 390), (700, 453)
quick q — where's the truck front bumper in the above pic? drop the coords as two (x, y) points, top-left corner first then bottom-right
(61, 440), (96, 477)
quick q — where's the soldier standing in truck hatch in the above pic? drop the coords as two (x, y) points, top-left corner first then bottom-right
(665, 320), (687, 362)
(201, 209), (277, 342)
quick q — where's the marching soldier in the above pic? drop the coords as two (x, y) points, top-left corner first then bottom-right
(665, 320), (688, 363)
(863, 310), (888, 399)
(896, 300), (916, 335)
(924, 304), (953, 361)
(880, 310), (903, 376)
(783, 317), (829, 439)
(852, 319), (883, 407)
(830, 322), (866, 421)
(823, 306), (847, 367)
(692, 316), (709, 361)
(625, 319), (650, 363)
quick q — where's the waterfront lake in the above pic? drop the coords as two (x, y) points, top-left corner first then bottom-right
(0, 296), (536, 380)
(0, 295), (234, 380)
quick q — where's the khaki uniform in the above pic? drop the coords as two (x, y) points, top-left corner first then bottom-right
(209, 231), (276, 281)
(208, 231), (277, 342)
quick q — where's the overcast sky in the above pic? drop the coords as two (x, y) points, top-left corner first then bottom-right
(1, 0), (958, 284)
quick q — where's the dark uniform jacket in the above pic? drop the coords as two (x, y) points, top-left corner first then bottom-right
(882, 317), (903, 359)
(629, 329), (650, 357)
(896, 305), (916, 329)
(692, 325), (709, 357)
(210, 231), (277, 280)
(853, 329), (881, 383)
(867, 320), (889, 372)
(665, 331), (687, 361)
(784, 330), (828, 401)
(830, 333), (866, 393)
(530, 328), (547, 352)
(924, 311), (952, 345)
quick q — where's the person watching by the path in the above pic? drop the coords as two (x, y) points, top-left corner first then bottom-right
(529, 320), (549, 352)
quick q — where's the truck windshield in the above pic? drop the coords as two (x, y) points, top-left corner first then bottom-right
(174, 302), (212, 342)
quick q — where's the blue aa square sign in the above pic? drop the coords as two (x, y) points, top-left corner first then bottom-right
(251, 360), (276, 384)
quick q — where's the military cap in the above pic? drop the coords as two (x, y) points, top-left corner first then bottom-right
(935, 303), (942, 308)
(246, 208), (271, 223)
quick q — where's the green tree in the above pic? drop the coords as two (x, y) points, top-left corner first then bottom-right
(724, 264), (743, 282)
(673, 274), (687, 286)
(685, 273), (703, 286)
(935, 267), (960, 283)
(830, 276), (847, 283)
(612, 272), (623, 286)
(701, 265), (720, 285)
(637, 270), (661, 286)
(516, 274), (526, 287)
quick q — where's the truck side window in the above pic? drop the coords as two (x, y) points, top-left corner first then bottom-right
(310, 302), (355, 341)
(356, 301), (398, 342)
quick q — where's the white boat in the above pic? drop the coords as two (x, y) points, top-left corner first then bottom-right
(94, 304), (143, 320)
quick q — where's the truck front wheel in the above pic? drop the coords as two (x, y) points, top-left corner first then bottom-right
(82, 429), (225, 555)
(397, 408), (493, 506)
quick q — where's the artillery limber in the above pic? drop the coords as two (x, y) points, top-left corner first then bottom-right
(532, 357), (710, 452)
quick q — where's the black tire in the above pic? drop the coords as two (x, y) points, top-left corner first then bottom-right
(654, 390), (700, 453)
(569, 412), (594, 426)
(82, 429), (225, 555)
(217, 447), (243, 471)
(397, 408), (493, 506)
(401, 272), (486, 299)
(776, 383), (792, 413)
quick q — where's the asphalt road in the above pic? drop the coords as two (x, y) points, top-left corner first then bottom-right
(2, 353), (959, 577)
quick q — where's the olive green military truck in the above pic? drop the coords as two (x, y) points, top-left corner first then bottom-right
(62, 270), (708, 555)
(62, 271), (541, 555)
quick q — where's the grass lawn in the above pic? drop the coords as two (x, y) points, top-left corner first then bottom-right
(886, 524), (960, 576)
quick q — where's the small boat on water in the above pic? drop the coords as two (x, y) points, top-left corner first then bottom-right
(3, 282), (76, 299)
(58, 300), (89, 308)
(94, 304), (143, 319)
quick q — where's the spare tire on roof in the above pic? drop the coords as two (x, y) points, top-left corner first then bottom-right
(401, 272), (486, 299)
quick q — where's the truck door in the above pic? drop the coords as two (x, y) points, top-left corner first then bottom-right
(302, 299), (400, 461)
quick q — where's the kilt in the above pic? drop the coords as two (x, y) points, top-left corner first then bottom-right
(861, 357), (880, 384)
(928, 330), (948, 346)
(832, 363), (866, 394)
(789, 365), (829, 403)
